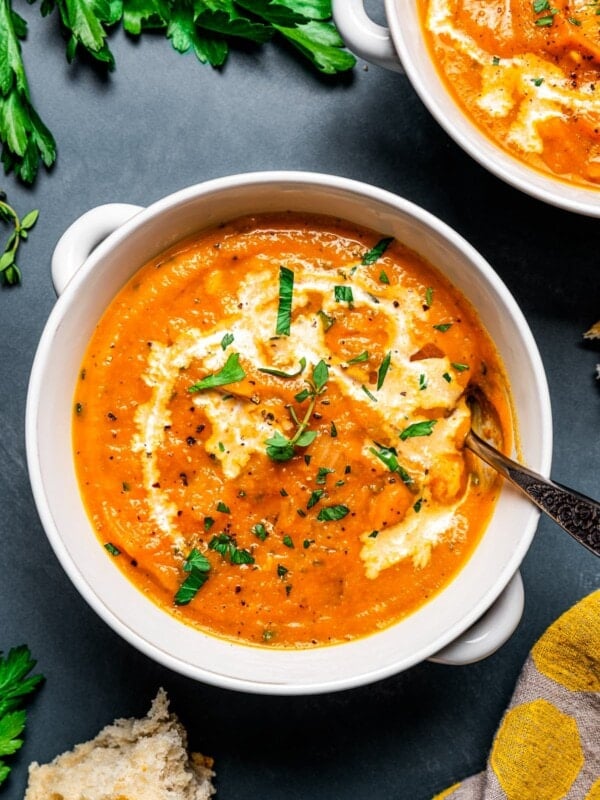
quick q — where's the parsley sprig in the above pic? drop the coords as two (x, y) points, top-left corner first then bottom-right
(0, 645), (44, 786)
(0, 191), (38, 285)
(265, 359), (329, 461)
(0, 1), (56, 183)
(1, 1), (354, 185)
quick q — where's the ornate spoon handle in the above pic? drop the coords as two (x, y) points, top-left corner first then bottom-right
(466, 430), (600, 557)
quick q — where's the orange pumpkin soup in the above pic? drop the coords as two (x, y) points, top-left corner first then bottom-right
(73, 213), (512, 648)
(421, 0), (600, 187)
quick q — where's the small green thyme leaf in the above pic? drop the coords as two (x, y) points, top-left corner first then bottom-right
(316, 504), (349, 521)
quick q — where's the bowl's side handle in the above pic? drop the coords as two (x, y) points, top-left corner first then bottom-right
(51, 204), (144, 296)
(332, 0), (404, 73)
(429, 572), (525, 665)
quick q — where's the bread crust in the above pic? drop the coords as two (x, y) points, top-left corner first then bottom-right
(24, 689), (215, 800)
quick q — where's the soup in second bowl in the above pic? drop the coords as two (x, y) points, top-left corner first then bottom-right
(72, 212), (513, 648)
(421, 0), (600, 188)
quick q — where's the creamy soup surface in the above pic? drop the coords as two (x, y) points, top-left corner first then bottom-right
(421, 0), (600, 187)
(73, 213), (513, 648)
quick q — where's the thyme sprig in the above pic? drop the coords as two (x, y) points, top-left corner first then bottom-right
(0, 191), (38, 285)
(265, 359), (329, 461)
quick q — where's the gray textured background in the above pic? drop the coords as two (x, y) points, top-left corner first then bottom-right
(1, 3), (599, 799)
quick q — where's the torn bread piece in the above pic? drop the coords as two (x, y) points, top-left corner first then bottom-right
(24, 689), (215, 800)
(583, 321), (600, 379)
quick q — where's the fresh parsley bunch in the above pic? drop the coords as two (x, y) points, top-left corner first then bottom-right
(0, 0), (355, 184)
(0, 645), (44, 786)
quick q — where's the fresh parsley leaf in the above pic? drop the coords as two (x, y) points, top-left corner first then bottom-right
(379, 269), (390, 284)
(347, 351), (369, 364)
(369, 442), (412, 484)
(451, 362), (469, 372)
(188, 351), (246, 392)
(174, 569), (209, 605)
(275, 265), (294, 335)
(317, 309), (335, 331)
(282, 534), (294, 547)
(315, 466), (334, 484)
(425, 287), (434, 308)
(277, 563), (288, 578)
(334, 284), (353, 304)
(376, 351), (391, 390)
(312, 358), (329, 391)
(0, 4), (56, 184)
(307, 488), (324, 508)
(361, 236), (393, 265)
(0, 645), (44, 785)
(273, 19), (356, 74)
(258, 357), (306, 378)
(220, 331), (234, 350)
(252, 522), (268, 540)
(209, 533), (255, 565)
(316, 503), (349, 521)
(399, 420), (437, 440)
(433, 323), (452, 332)
(216, 500), (230, 513)
(104, 542), (120, 556)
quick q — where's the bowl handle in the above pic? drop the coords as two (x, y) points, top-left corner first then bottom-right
(332, 0), (403, 73)
(51, 203), (144, 296)
(428, 571), (524, 665)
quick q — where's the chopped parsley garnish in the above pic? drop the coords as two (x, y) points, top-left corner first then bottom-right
(425, 287), (434, 308)
(433, 323), (453, 332)
(317, 504), (350, 521)
(204, 516), (215, 531)
(368, 530), (379, 538)
(104, 542), (120, 556)
(369, 443), (412, 485)
(334, 285), (354, 304)
(379, 270), (390, 284)
(442, 372), (452, 382)
(303, 539), (314, 548)
(318, 309), (335, 331)
(252, 523), (268, 541)
(121, 481), (131, 491)
(376, 351), (392, 390)
(361, 384), (378, 402)
(532, 77), (544, 86)
(451, 362), (470, 372)
(418, 373), (427, 391)
(307, 489), (325, 509)
(316, 466), (335, 484)
(277, 564), (288, 579)
(258, 357), (306, 378)
(275, 266), (294, 336)
(567, 16), (581, 24)
(533, 0), (550, 11)
(413, 498), (423, 512)
(209, 534), (254, 564)
(189, 352), (246, 392)
(220, 332), (234, 350)
(361, 237), (393, 265)
(216, 501), (231, 513)
(492, 55), (500, 65)
(174, 549), (211, 605)
(330, 421), (338, 438)
(399, 420), (437, 440)
(347, 351), (369, 364)
(282, 535), (294, 548)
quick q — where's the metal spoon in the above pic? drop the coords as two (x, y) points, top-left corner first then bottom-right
(465, 391), (600, 557)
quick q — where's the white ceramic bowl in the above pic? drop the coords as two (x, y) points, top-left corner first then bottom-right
(333, 0), (600, 218)
(26, 172), (552, 694)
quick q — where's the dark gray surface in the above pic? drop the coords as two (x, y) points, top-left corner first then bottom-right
(1, 5), (599, 799)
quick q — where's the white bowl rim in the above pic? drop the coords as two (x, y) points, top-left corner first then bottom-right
(25, 170), (553, 694)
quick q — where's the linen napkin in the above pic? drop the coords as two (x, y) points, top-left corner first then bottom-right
(433, 589), (600, 800)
